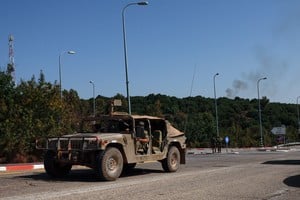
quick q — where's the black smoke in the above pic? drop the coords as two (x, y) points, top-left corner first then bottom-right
(226, 79), (248, 98)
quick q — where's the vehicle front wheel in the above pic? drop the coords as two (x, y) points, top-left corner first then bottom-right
(44, 151), (72, 178)
(96, 147), (123, 181)
(162, 146), (180, 172)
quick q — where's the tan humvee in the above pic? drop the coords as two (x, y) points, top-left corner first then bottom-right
(36, 113), (186, 181)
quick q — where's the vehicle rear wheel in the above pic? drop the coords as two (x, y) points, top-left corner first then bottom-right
(162, 146), (180, 172)
(44, 151), (72, 178)
(96, 147), (123, 181)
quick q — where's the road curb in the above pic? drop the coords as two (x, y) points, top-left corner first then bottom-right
(0, 163), (44, 172)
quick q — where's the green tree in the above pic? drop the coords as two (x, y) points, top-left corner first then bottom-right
(0, 71), (16, 161)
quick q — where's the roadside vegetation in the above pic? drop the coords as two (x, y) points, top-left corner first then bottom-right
(0, 70), (298, 163)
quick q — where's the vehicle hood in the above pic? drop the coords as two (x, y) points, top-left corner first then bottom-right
(62, 132), (123, 140)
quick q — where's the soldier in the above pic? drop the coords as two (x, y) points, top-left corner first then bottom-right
(211, 137), (217, 153)
(136, 121), (149, 154)
(216, 136), (223, 153)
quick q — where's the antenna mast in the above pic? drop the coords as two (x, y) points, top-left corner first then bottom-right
(7, 34), (15, 81)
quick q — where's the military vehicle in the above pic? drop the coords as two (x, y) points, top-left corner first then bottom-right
(36, 108), (186, 181)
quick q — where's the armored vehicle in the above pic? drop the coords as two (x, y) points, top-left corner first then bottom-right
(36, 113), (186, 181)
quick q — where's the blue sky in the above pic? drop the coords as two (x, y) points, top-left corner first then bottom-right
(0, 0), (300, 104)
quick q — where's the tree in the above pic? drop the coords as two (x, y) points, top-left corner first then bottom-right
(1, 69), (300, 163)
(0, 71), (16, 161)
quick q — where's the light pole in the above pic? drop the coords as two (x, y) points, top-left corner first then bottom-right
(213, 73), (219, 137)
(122, 1), (148, 115)
(297, 96), (300, 135)
(59, 50), (76, 99)
(89, 80), (96, 117)
(257, 77), (267, 147)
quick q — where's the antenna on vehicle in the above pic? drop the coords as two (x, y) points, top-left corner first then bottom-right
(184, 64), (197, 134)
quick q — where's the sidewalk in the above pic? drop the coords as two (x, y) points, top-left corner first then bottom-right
(187, 147), (244, 155)
(187, 146), (300, 155)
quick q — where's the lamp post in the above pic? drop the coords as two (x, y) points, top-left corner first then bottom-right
(257, 77), (267, 147)
(122, 1), (148, 115)
(89, 81), (96, 117)
(59, 50), (76, 99)
(297, 96), (300, 135)
(213, 73), (219, 137)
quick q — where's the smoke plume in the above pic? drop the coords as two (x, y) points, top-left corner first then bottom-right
(226, 80), (248, 98)
(225, 45), (289, 100)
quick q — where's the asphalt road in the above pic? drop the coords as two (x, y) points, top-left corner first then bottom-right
(0, 149), (299, 200)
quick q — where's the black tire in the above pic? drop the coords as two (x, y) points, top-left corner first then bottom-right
(44, 151), (72, 178)
(162, 146), (180, 172)
(96, 147), (123, 181)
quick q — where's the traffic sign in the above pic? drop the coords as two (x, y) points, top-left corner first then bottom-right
(225, 136), (229, 144)
(271, 126), (286, 135)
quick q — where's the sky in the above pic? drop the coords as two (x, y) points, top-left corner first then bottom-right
(1, 0), (300, 104)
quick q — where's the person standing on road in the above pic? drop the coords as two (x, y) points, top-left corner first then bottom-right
(216, 136), (222, 153)
(211, 137), (217, 153)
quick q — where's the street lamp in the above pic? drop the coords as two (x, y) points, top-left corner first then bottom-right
(213, 73), (219, 137)
(59, 50), (76, 99)
(297, 96), (300, 135)
(257, 77), (267, 147)
(122, 1), (148, 115)
(89, 80), (96, 117)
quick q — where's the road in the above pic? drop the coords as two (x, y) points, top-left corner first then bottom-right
(0, 149), (299, 200)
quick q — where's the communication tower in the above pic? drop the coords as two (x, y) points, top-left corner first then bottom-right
(7, 34), (15, 81)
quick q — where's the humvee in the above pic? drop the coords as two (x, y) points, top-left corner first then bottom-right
(36, 113), (186, 181)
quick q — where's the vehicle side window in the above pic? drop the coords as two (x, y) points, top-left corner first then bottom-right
(136, 122), (146, 138)
(120, 121), (130, 132)
(107, 122), (119, 132)
(149, 119), (166, 138)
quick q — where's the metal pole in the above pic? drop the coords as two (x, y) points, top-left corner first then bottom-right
(59, 54), (62, 100)
(122, 1), (148, 115)
(58, 50), (76, 100)
(213, 73), (219, 137)
(257, 77), (267, 147)
(297, 96), (300, 135)
(90, 81), (96, 117)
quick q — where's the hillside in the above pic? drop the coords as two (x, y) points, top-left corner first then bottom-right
(0, 71), (298, 163)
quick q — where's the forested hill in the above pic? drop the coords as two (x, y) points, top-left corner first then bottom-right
(129, 94), (298, 148)
(0, 70), (298, 163)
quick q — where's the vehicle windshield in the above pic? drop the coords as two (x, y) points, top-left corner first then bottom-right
(78, 117), (132, 133)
